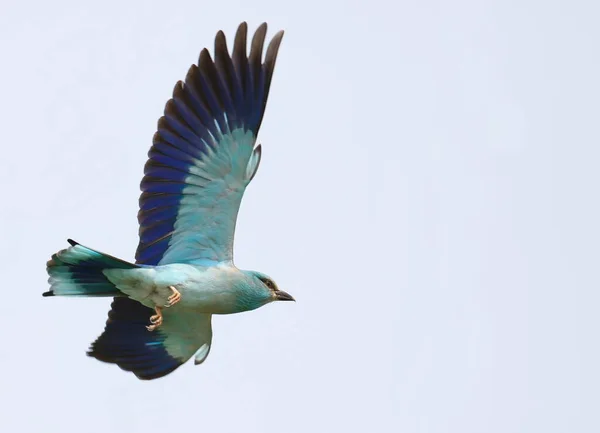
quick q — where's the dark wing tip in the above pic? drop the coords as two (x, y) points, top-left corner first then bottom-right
(264, 29), (285, 89)
(249, 23), (268, 65)
(215, 30), (228, 51)
(233, 22), (249, 59)
(266, 30), (285, 63)
(42, 291), (54, 297)
(198, 47), (213, 65)
(256, 22), (268, 34)
(67, 238), (79, 246)
(237, 22), (248, 36)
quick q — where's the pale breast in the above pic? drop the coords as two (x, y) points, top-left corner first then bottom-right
(156, 264), (248, 314)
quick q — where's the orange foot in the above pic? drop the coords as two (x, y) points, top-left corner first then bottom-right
(146, 306), (163, 331)
(165, 285), (181, 307)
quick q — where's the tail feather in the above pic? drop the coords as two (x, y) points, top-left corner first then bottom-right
(43, 239), (138, 297)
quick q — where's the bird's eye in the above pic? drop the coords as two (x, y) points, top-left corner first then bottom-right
(265, 279), (274, 289)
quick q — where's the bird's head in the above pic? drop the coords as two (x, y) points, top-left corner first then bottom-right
(241, 270), (295, 309)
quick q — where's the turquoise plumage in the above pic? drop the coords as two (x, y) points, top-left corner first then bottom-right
(43, 22), (294, 380)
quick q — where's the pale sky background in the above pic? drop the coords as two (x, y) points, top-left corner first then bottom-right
(1, 1), (599, 432)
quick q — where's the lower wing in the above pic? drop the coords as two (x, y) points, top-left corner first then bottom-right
(88, 298), (212, 380)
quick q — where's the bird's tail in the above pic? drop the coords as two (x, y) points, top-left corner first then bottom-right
(43, 239), (138, 297)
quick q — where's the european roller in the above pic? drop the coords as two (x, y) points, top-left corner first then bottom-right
(43, 22), (294, 380)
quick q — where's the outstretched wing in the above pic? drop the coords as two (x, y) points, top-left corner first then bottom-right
(136, 22), (284, 266)
(88, 298), (212, 380)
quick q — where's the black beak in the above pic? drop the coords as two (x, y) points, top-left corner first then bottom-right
(275, 290), (295, 302)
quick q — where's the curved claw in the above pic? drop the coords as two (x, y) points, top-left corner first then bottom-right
(146, 306), (163, 331)
(165, 286), (182, 307)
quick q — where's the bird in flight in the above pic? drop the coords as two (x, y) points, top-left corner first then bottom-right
(43, 22), (294, 380)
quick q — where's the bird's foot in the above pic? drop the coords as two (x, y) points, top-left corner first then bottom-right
(165, 285), (181, 307)
(146, 306), (163, 331)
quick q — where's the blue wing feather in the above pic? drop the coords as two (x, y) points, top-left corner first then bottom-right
(162, 113), (203, 146)
(171, 89), (212, 138)
(139, 192), (182, 211)
(136, 237), (171, 265)
(181, 72), (221, 137)
(138, 207), (177, 228)
(156, 123), (207, 159)
(146, 151), (194, 173)
(198, 49), (235, 129)
(143, 165), (186, 181)
(139, 180), (187, 194)
(151, 135), (203, 164)
(192, 55), (226, 131)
